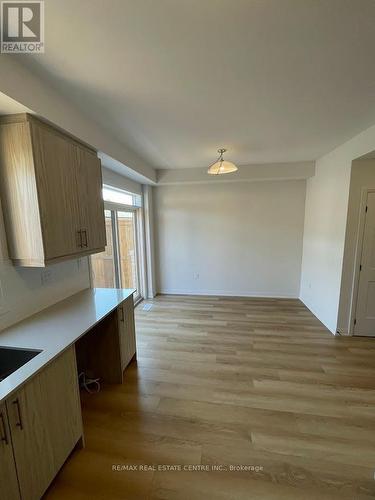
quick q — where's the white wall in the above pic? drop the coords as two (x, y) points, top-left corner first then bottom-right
(102, 167), (142, 195)
(300, 124), (375, 333)
(337, 159), (375, 334)
(299, 160), (351, 332)
(0, 198), (90, 331)
(154, 180), (306, 298)
(143, 185), (157, 298)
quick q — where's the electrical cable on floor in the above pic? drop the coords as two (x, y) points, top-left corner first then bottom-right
(78, 371), (101, 394)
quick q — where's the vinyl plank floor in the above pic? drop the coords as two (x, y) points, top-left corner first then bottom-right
(46, 295), (375, 499)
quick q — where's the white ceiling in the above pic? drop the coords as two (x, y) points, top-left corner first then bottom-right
(17, 0), (375, 169)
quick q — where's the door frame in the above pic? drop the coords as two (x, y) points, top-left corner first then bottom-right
(350, 188), (375, 335)
(91, 201), (145, 304)
(118, 207), (142, 303)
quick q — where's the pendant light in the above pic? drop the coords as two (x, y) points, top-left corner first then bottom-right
(207, 148), (238, 175)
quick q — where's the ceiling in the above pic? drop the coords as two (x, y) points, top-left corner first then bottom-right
(17, 0), (375, 169)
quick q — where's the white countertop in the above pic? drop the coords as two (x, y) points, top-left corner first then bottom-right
(0, 288), (135, 402)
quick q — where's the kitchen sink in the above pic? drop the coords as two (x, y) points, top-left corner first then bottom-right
(0, 347), (42, 382)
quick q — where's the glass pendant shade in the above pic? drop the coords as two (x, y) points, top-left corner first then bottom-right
(207, 160), (238, 175)
(207, 149), (238, 175)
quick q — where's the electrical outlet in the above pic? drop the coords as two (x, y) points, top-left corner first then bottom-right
(41, 269), (53, 286)
(193, 273), (200, 280)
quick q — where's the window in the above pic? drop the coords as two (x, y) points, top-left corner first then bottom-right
(102, 186), (142, 207)
(117, 210), (139, 290)
(91, 187), (143, 303)
(91, 210), (116, 288)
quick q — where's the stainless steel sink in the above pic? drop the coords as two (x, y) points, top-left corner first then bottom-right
(0, 347), (42, 381)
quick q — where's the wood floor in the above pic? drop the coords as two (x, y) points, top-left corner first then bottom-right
(46, 295), (375, 499)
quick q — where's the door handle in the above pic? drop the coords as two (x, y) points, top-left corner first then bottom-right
(76, 229), (83, 248)
(0, 412), (8, 444)
(12, 399), (23, 430)
(82, 229), (88, 248)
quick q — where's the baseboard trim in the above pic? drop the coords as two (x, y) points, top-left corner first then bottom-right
(157, 289), (299, 299)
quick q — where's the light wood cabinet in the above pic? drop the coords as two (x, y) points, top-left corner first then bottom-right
(31, 118), (82, 261)
(118, 295), (136, 371)
(0, 402), (20, 500)
(76, 145), (106, 251)
(0, 114), (106, 266)
(6, 346), (83, 500)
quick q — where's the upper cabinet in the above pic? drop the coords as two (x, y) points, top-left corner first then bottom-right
(75, 145), (107, 252)
(0, 114), (106, 266)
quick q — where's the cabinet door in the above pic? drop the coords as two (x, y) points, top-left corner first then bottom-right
(118, 296), (136, 371)
(76, 146), (106, 252)
(0, 403), (20, 500)
(7, 347), (83, 500)
(31, 122), (82, 260)
(123, 295), (136, 361)
(118, 304), (131, 370)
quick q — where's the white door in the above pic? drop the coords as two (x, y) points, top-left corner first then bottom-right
(354, 192), (375, 336)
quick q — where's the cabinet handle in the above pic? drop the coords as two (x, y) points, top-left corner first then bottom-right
(120, 306), (124, 322)
(76, 230), (83, 248)
(0, 412), (8, 444)
(82, 229), (88, 248)
(12, 399), (23, 430)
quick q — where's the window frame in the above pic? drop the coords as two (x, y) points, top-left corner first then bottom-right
(91, 199), (145, 305)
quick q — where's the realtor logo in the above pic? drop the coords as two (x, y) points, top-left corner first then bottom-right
(1, 1), (44, 53)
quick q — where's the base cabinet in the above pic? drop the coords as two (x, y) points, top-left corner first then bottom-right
(0, 402), (20, 500)
(5, 346), (83, 500)
(118, 296), (136, 371)
(0, 294), (136, 500)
